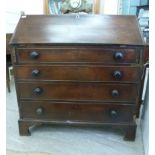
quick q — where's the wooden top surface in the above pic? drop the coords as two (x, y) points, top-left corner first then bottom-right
(10, 15), (144, 46)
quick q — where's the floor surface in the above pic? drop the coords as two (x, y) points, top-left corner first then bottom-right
(6, 78), (144, 155)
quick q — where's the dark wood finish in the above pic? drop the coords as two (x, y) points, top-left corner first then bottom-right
(6, 33), (13, 92)
(18, 120), (31, 136)
(124, 123), (137, 141)
(15, 65), (141, 82)
(18, 120), (42, 136)
(17, 82), (138, 102)
(21, 102), (135, 123)
(10, 15), (144, 141)
(18, 119), (136, 141)
(16, 48), (139, 64)
(144, 44), (149, 63)
(6, 63), (11, 92)
(10, 15), (144, 45)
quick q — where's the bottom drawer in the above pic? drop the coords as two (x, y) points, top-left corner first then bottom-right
(21, 101), (135, 123)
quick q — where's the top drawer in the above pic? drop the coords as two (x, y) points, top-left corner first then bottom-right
(15, 47), (140, 64)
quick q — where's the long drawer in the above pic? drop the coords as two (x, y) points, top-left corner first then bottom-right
(21, 101), (135, 123)
(17, 82), (138, 102)
(16, 47), (139, 64)
(15, 65), (141, 82)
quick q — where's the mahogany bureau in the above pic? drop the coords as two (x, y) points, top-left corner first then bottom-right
(10, 15), (144, 141)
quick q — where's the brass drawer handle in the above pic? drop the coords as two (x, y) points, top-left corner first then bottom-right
(36, 107), (44, 115)
(32, 69), (40, 77)
(33, 87), (43, 95)
(114, 51), (124, 61)
(111, 89), (119, 97)
(113, 70), (122, 79)
(30, 51), (40, 59)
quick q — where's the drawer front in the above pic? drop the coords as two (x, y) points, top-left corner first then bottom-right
(16, 48), (139, 64)
(15, 65), (141, 82)
(21, 102), (135, 123)
(17, 82), (138, 102)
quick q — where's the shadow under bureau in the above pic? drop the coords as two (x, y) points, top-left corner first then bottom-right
(10, 15), (144, 141)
